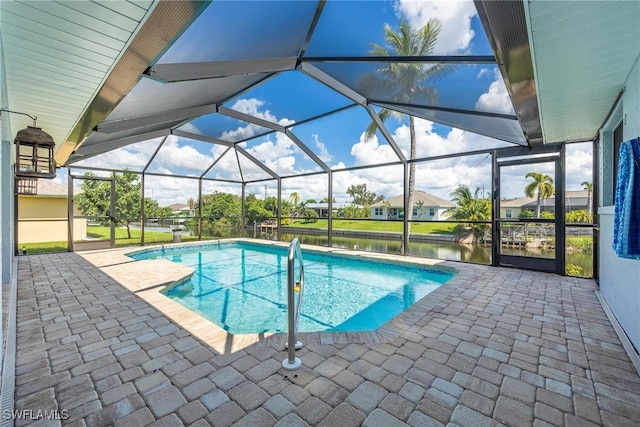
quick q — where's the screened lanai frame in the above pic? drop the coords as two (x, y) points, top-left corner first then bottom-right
(64, 138), (594, 276)
(50, 0), (596, 276)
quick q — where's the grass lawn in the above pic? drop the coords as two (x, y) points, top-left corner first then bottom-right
(285, 219), (457, 234)
(20, 241), (68, 254)
(87, 226), (199, 246)
(21, 226), (199, 255)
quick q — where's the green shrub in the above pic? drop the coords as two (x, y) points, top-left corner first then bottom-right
(566, 263), (583, 276)
(302, 209), (318, 223)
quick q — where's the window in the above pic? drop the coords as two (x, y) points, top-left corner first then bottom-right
(613, 121), (624, 198)
(429, 208), (435, 216)
(374, 207), (383, 216)
(506, 209), (512, 218)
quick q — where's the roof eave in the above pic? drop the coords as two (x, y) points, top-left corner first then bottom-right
(55, 0), (211, 166)
(474, 0), (542, 146)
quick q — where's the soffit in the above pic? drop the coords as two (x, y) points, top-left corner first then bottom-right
(526, 0), (640, 143)
(1, 0), (157, 148)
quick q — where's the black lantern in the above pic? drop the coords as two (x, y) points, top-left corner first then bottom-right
(14, 125), (56, 178)
(1, 109), (57, 179)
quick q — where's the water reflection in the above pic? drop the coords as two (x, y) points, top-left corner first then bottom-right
(279, 234), (592, 277)
(281, 234), (490, 264)
(202, 229), (591, 278)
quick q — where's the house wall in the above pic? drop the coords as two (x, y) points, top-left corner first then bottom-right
(598, 53), (640, 352)
(0, 28), (13, 286)
(434, 207), (450, 220)
(499, 207), (523, 218)
(1, 26), (11, 365)
(17, 195), (86, 243)
(371, 207), (386, 219)
(370, 206), (450, 221)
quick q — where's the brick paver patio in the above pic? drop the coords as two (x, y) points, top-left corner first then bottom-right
(9, 244), (640, 426)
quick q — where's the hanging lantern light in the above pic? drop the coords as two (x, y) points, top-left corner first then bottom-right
(1, 109), (57, 179)
(14, 125), (56, 178)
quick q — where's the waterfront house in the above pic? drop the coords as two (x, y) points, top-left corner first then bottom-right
(370, 191), (455, 220)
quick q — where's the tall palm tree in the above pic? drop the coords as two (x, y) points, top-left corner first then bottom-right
(362, 18), (457, 252)
(581, 181), (593, 215)
(524, 172), (554, 218)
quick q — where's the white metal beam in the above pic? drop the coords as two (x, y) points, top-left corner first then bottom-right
(300, 63), (367, 106)
(218, 106), (286, 132)
(97, 103), (218, 133)
(366, 104), (407, 163)
(146, 57), (298, 82)
(285, 129), (331, 173)
(66, 129), (171, 164)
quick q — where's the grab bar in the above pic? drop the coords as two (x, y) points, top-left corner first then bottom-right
(282, 237), (304, 370)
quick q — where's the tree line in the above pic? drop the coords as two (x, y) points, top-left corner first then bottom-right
(74, 172), (390, 236)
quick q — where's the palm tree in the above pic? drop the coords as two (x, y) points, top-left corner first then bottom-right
(581, 181), (593, 215)
(445, 186), (491, 240)
(524, 172), (554, 218)
(362, 18), (457, 252)
(287, 192), (301, 218)
(288, 192), (300, 206)
(446, 186), (491, 221)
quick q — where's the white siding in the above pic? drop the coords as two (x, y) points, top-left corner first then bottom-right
(598, 54), (640, 351)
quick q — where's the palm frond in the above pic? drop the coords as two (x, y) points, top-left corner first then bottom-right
(364, 108), (401, 141)
(359, 73), (399, 99)
(416, 18), (441, 55)
(421, 62), (460, 85)
(364, 120), (378, 141)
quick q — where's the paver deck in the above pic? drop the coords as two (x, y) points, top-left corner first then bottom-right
(7, 242), (640, 426)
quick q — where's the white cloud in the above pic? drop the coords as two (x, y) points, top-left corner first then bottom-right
(313, 134), (333, 163)
(477, 67), (491, 79)
(150, 166), (174, 175)
(350, 132), (401, 166)
(230, 99), (274, 121)
(396, 0), (477, 54)
(201, 179), (242, 197)
(143, 174), (199, 206)
(243, 134), (293, 163)
(565, 143), (593, 191)
(339, 119), (504, 201)
(152, 136), (213, 174)
(204, 148), (241, 181)
(220, 122), (268, 142)
(242, 132), (318, 176)
(475, 69), (514, 114)
(386, 118), (509, 160)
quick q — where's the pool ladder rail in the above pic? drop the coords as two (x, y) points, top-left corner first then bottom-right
(282, 237), (304, 370)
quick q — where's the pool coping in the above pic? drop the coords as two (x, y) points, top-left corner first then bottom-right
(77, 238), (475, 355)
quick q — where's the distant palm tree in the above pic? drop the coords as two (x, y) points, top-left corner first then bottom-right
(287, 192), (301, 218)
(581, 181), (593, 215)
(362, 18), (457, 251)
(524, 172), (554, 218)
(446, 186), (491, 222)
(288, 192), (301, 206)
(445, 186), (490, 239)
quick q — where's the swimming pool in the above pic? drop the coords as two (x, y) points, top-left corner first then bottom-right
(129, 241), (454, 334)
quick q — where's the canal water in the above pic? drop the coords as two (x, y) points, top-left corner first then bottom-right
(280, 233), (593, 278)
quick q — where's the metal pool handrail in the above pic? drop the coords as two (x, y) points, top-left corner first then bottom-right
(282, 237), (304, 370)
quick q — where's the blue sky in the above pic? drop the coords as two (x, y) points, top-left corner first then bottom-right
(62, 0), (593, 206)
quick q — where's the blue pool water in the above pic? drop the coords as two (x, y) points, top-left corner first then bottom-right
(129, 242), (454, 334)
